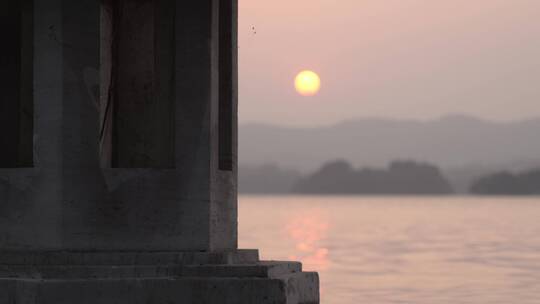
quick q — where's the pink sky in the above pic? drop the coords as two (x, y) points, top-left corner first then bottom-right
(239, 0), (540, 126)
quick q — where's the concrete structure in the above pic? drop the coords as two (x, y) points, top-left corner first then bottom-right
(0, 1), (319, 303)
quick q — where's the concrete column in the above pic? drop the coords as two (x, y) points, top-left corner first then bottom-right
(0, 0), (235, 251)
(0, 0), (104, 250)
(0, 0), (319, 302)
(210, 0), (239, 250)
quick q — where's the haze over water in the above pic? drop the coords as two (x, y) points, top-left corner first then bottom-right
(239, 196), (540, 304)
(240, 0), (540, 127)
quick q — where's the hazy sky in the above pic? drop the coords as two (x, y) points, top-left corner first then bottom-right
(239, 0), (540, 126)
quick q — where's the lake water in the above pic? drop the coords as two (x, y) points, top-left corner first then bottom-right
(239, 195), (540, 304)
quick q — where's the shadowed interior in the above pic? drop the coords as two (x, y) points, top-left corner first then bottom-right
(219, 0), (234, 171)
(0, 0), (33, 168)
(100, 0), (175, 168)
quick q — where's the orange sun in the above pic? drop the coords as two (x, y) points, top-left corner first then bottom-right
(295, 70), (321, 96)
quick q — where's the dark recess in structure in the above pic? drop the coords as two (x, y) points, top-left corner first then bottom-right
(219, 0), (234, 171)
(100, 0), (175, 168)
(0, 1), (34, 168)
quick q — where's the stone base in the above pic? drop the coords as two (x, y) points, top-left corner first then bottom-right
(0, 251), (319, 304)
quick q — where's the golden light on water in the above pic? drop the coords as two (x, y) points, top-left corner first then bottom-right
(286, 208), (330, 271)
(295, 70), (321, 96)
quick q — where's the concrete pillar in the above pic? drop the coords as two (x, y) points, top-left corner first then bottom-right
(0, 0), (319, 303)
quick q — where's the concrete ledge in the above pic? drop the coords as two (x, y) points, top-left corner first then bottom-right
(179, 261), (302, 279)
(0, 250), (259, 266)
(0, 265), (319, 304)
(0, 261), (302, 279)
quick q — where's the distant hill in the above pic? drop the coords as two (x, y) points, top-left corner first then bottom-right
(239, 115), (540, 173)
(470, 169), (540, 195)
(444, 159), (540, 193)
(292, 160), (453, 195)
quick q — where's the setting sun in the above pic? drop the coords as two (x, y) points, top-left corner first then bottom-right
(295, 70), (321, 96)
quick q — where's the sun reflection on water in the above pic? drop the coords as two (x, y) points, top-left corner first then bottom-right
(285, 208), (330, 271)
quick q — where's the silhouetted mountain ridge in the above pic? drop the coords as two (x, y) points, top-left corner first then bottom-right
(240, 115), (540, 172)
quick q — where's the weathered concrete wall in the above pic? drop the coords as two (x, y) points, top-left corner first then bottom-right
(0, 0), (237, 251)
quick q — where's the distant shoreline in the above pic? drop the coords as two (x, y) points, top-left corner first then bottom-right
(240, 161), (540, 196)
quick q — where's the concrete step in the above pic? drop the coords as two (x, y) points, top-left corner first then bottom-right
(0, 250), (259, 266)
(278, 272), (320, 304)
(0, 261), (302, 279)
(0, 271), (320, 304)
(179, 261), (302, 278)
